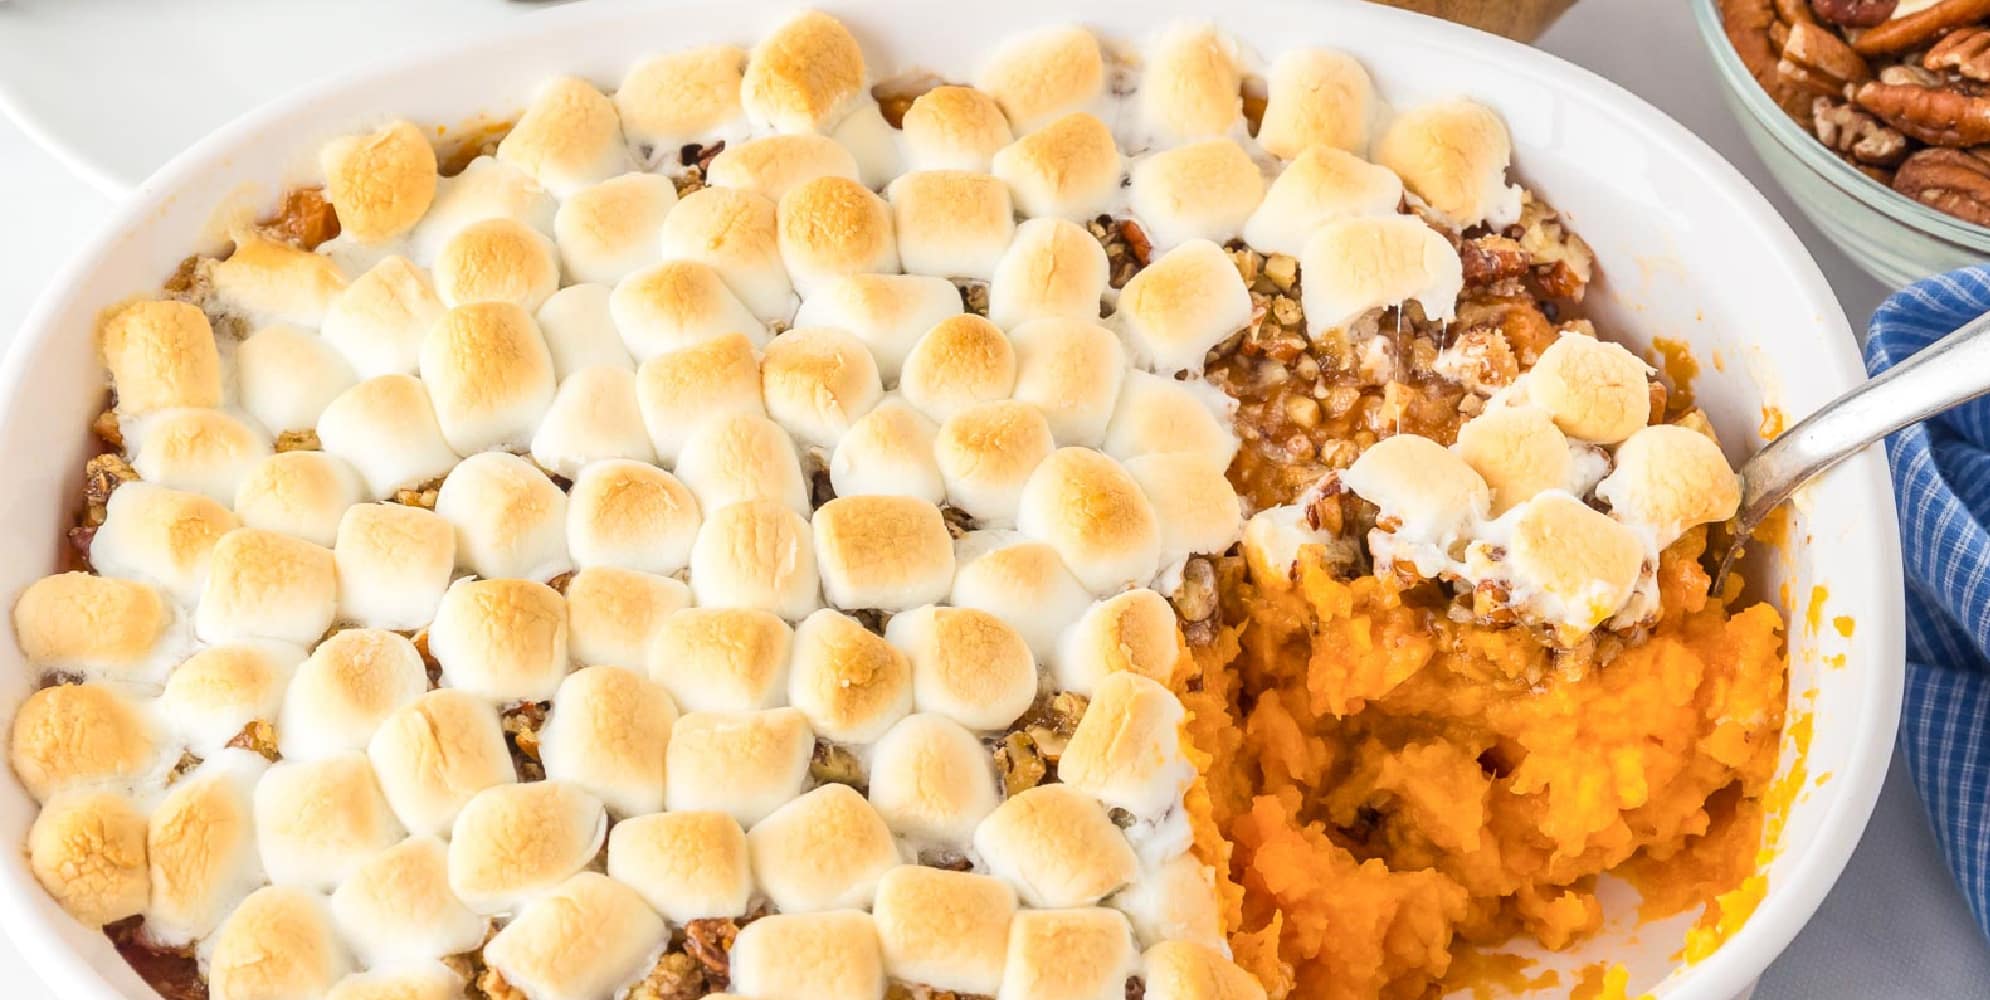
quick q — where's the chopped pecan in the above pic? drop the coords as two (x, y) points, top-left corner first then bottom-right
(83, 452), (139, 510)
(1855, 0), (1990, 55)
(1813, 97), (1911, 165)
(1117, 218), (1154, 267)
(810, 740), (867, 790)
(954, 279), (990, 316)
(257, 187), (341, 251)
(994, 730), (1049, 795)
(226, 720), (280, 762)
(273, 428), (320, 452)
(1172, 556), (1219, 623)
(1929, 26), (1990, 81)
(628, 952), (704, 1000)
(92, 409), (123, 450)
(1459, 235), (1532, 287)
(1809, 0), (1898, 26)
(1778, 21), (1873, 96)
(1855, 79), (1990, 146)
(1893, 147), (1990, 224)
(683, 917), (743, 990)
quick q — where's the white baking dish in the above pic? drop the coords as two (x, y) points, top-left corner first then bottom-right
(0, 1), (1903, 997)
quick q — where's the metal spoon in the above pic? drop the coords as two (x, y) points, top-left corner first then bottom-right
(1714, 309), (1990, 591)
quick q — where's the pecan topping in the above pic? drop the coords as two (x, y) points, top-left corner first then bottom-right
(83, 452), (139, 511)
(683, 916), (743, 990)
(1855, 0), (1990, 56)
(628, 952), (704, 1000)
(1459, 235), (1532, 287)
(1893, 148), (1990, 224)
(273, 428), (320, 452)
(1929, 27), (1990, 81)
(1778, 21), (1873, 95)
(1809, 0), (1898, 27)
(1856, 80), (1990, 146)
(1813, 97), (1911, 165)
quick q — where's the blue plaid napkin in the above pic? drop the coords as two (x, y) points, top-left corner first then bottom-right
(1865, 266), (1990, 940)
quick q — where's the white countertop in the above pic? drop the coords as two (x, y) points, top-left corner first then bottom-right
(0, 0), (1984, 995)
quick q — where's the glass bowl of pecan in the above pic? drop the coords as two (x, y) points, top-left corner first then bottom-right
(1701, 0), (1990, 286)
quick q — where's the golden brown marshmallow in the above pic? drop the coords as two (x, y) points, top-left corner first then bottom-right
(28, 789), (150, 928)
(89, 482), (238, 605)
(950, 533), (1095, 661)
(634, 331), (768, 463)
(761, 325), (884, 448)
(446, 780), (606, 914)
(991, 113), (1123, 221)
(481, 873), (666, 1000)
(324, 965), (465, 1000)
(1500, 491), (1647, 632)
(232, 450), (364, 548)
(729, 910), (886, 1000)
(553, 172), (677, 286)
(209, 235), (349, 328)
(1299, 214), (1465, 334)
(1124, 452), (1246, 569)
(1339, 433), (1491, 549)
(1113, 853), (1225, 952)
(143, 753), (266, 947)
(777, 175), (900, 298)
(1374, 97), (1523, 229)
(813, 495), (956, 612)
(537, 284), (635, 378)
(494, 75), (634, 198)
(973, 783), (1139, 908)
(747, 783), (901, 912)
(998, 907), (1138, 1000)
(873, 865), (1017, 996)
(707, 133), (862, 202)
(432, 450), (571, 581)
(321, 255), (444, 377)
(978, 25), (1106, 134)
(328, 835), (488, 967)
(1059, 671), (1192, 816)
(1054, 588), (1186, 694)
(254, 753), (405, 889)
(1100, 371), (1238, 470)
(1128, 140), (1265, 251)
(616, 44), (749, 150)
(988, 217), (1111, 329)
(12, 571), (171, 681)
(1256, 48), (1375, 160)
(649, 607), (793, 713)
(655, 185), (794, 321)
(1525, 332), (1654, 444)
(935, 401), (1056, 526)
(1240, 145), (1405, 257)
(366, 688), (516, 837)
(885, 605), (1036, 731)
(529, 365), (658, 478)
(675, 413), (811, 518)
(829, 400), (945, 504)
(277, 628), (429, 760)
(417, 301), (557, 453)
(98, 299), (222, 417)
(866, 712), (1001, 844)
(900, 314), (1017, 422)
(1015, 448), (1161, 594)
(1455, 406), (1575, 516)
(664, 707), (814, 825)
(332, 502), (456, 630)
(1010, 317), (1128, 446)
(903, 85), (1015, 172)
(194, 527), (337, 647)
(1141, 940), (1268, 1000)
(320, 120), (439, 244)
(206, 885), (351, 1000)
(427, 577), (568, 703)
(235, 324), (358, 436)
(788, 609), (914, 744)
(128, 407), (270, 504)
(791, 272), (964, 382)
(566, 459), (702, 574)
(1597, 423), (1743, 543)
(611, 259), (767, 360)
(888, 170), (1017, 281)
(407, 156), (558, 264)
(607, 810), (754, 923)
(158, 641), (296, 755)
(1113, 239), (1253, 376)
(315, 374), (461, 499)
(1137, 22), (1245, 143)
(564, 565), (691, 668)
(740, 10), (869, 134)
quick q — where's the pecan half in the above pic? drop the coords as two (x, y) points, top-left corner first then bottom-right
(1778, 20), (1874, 95)
(1856, 80), (1990, 145)
(1809, 0), (1898, 27)
(1893, 148), (1990, 224)
(1855, 0), (1990, 56)
(1929, 27), (1990, 81)
(1813, 97), (1911, 165)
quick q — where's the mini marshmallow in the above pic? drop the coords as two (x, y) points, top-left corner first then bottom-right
(1055, 588), (1184, 695)
(417, 301), (557, 453)
(1128, 140), (1265, 251)
(447, 781), (606, 914)
(903, 86), (1015, 172)
(1482, 491), (1645, 634)
(634, 331), (768, 463)
(28, 789), (150, 928)
(529, 365), (658, 477)
(86, 483), (234, 605)
(194, 527), (337, 647)
(564, 566), (691, 668)
(976, 787), (1139, 905)
(1100, 371), (1238, 469)
(1375, 98), (1523, 230)
(367, 689), (515, 837)
(656, 185), (795, 321)
(707, 133), (862, 202)
(762, 326), (884, 448)
(649, 607), (793, 713)
(432, 217), (561, 312)
(1241, 504), (1339, 586)
(747, 783), (901, 912)
(989, 216), (1111, 329)
(1596, 423), (1742, 544)
(607, 810), (753, 923)
(874, 865), (1017, 996)
(675, 413), (810, 517)
(482, 873), (665, 1000)
(888, 171), (1016, 281)
(494, 75), (634, 198)
(158, 641), (299, 755)
(866, 713), (1002, 844)
(325, 964), (466, 1000)
(13, 570), (175, 682)
(611, 259), (767, 360)
(332, 502), (455, 629)
(1015, 448), (1162, 594)
(129, 407), (270, 504)
(9, 681), (158, 803)
(1300, 215), (1464, 334)
(934, 401), (1057, 526)
(98, 299), (222, 417)
(664, 707), (813, 825)
(1240, 145), (1404, 257)
(1113, 239), (1252, 376)
(254, 753), (404, 889)
(320, 119), (439, 244)
(535, 283), (636, 379)
(730, 910), (886, 1000)
(1455, 406), (1576, 516)
(1137, 22), (1245, 144)
(899, 314), (1016, 422)
(316, 375), (461, 499)
(433, 451), (570, 581)
(553, 172), (677, 285)
(814, 495), (955, 612)
(205, 885), (352, 1000)
(427, 577), (568, 703)
(1059, 672), (1193, 817)
(978, 25), (1106, 134)
(950, 531), (1094, 661)
(777, 176), (901, 298)
(616, 44), (749, 151)
(991, 113), (1123, 221)
(277, 628), (429, 760)
(1010, 317), (1128, 446)
(788, 609), (914, 743)
(999, 907), (1138, 1000)
(237, 325), (358, 435)
(320, 256), (445, 378)
(830, 100), (907, 189)
(740, 10), (868, 134)
(566, 459), (702, 574)
(886, 605), (1036, 731)
(233, 450), (364, 547)
(142, 752), (267, 947)
(1125, 452), (1245, 570)
(689, 499), (821, 620)
(1523, 332), (1655, 445)
(407, 156), (558, 264)
(792, 272), (963, 382)
(209, 235), (348, 329)
(1113, 856), (1226, 953)
(1340, 434), (1490, 571)
(829, 399), (945, 504)
(1141, 940), (1268, 1000)
(1256, 48), (1376, 159)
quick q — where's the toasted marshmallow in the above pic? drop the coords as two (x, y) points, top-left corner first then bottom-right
(1055, 589), (1184, 694)
(731, 910), (885, 1000)
(432, 217), (561, 314)
(837, 104), (907, 192)
(976, 783), (1138, 908)
(277, 629), (428, 760)
(1138, 22), (1245, 144)
(761, 326), (884, 448)
(1060, 672), (1192, 817)
(656, 186), (795, 321)
(325, 965), (466, 1000)
(536, 284), (636, 379)
(447, 781), (606, 914)
(255, 753), (404, 889)
(1100, 372), (1238, 470)
(1340, 434), (1489, 573)
(1241, 146), (1403, 257)
(158, 641), (298, 754)
(690, 499), (821, 619)
(611, 259), (767, 360)
(675, 413), (810, 517)
(427, 577), (568, 703)
(635, 332), (767, 462)
(1300, 215), (1464, 334)
(951, 532), (1094, 660)
(367, 689), (514, 836)
(618, 44), (748, 150)
(529, 365), (657, 477)
(934, 401), (1056, 526)
(1010, 318), (1128, 446)
(874, 865), (1016, 995)
(1142, 940), (1267, 1000)
(1114, 240), (1252, 376)
(777, 176), (900, 298)
(979, 25), (1106, 134)
(554, 172), (677, 286)
(1257, 48), (1375, 160)
(1129, 141), (1264, 251)
(195, 527), (337, 646)
(887, 171), (1017, 282)
(332, 502), (454, 629)
(321, 256), (445, 378)
(1375, 98), (1522, 230)
(991, 113), (1123, 221)
(989, 217), (1111, 329)
(128, 407), (270, 504)
(9, 681), (156, 803)
(1523, 332), (1654, 445)
(321, 120), (440, 244)
(98, 300), (222, 417)
(565, 566), (691, 668)
(1125, 453), (1245, 570)
(482, 873), (665, 1000)
(813, 495), (955, 612)
(1597, 423), (1742, 545)
(649, 607), (793, 712)
(1454, 407), (1575, 516)
(408, 156), (558, 264)
(143, 752), (267, 947)
(433, 451), (570, 581)
(607, 810), (753, 923)
(1482, 491), (1645, 633)
(88, 484), (236, 606)
(788, 609), (914, 743)
(28, 789), (150, 928)
(316, 375), (461, 498)
(1000, 907), (1137, 1000)
(12, 571), (174, 682)
(233, 450), (364, 547)
(866, 713), (1001, 844)
(567, 459), (701, 573)
(747, 783), (900, 912)
(1113, 855), (1225, 952)
(206, 885), (351, 1000)
(899, 315), (1015, 421)
(494, 75), (633, 198)
(792, 273), (963, 382)
(741, 9), (868, 133)
(708, 134), (862, 201)
(237, 325), (358, 435)
(829, 399), (945, 503)
(418, 302), (557, 453)
(210, 235), (348, 329)
(886, 605), (1036, 730)
(330, 836), (488, 967)
(1016, 448), (1161, 594)
(903, 86), (1015, 172)
(664, 708), (813, 825)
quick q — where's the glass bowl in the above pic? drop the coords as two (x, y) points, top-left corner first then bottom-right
(1693, 0), (1990, 287)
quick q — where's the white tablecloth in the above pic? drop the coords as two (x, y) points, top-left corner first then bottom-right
(0, 0), (1984, 995)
